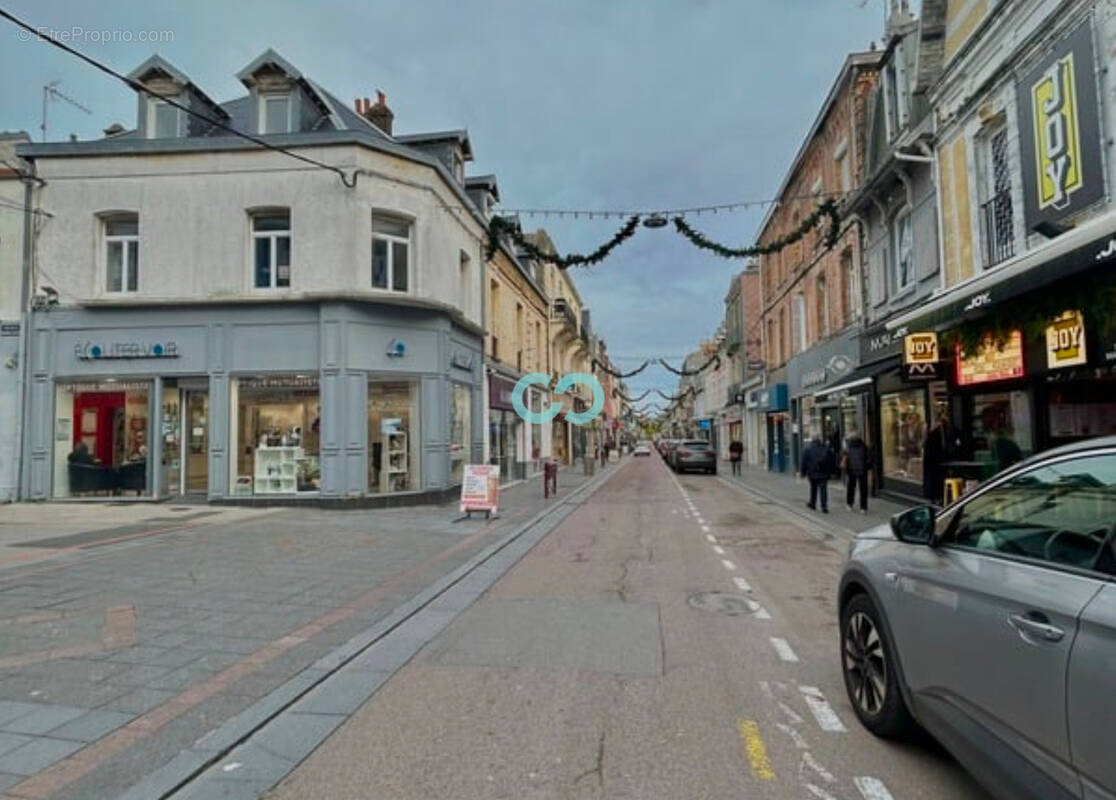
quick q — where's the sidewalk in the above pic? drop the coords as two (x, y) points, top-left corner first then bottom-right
(718, 460), (912, 538)
(0, 459), (621, 800)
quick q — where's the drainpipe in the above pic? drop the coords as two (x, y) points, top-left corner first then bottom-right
(16, 166), (38, 501)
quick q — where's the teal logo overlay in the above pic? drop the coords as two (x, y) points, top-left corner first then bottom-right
(512, 372), (604, 425)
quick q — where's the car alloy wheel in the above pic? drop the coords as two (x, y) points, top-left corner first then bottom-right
(844, 610), (887, 717)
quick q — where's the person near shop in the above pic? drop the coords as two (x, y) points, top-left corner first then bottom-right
(801, 434), (837, 513)
(728, 439), (743, 475)
(842, 432), (872, 513)
(923, 412), (951, 503)
(68, 441), (95, 464)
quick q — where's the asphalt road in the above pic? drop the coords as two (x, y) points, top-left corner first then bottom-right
(266, 455), (992, 800)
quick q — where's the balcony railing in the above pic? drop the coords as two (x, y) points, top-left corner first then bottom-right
(981, 191), (1015, 268)
(552, 298), (577, 331)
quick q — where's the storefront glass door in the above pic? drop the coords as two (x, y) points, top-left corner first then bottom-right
(184, 391), (208, 493)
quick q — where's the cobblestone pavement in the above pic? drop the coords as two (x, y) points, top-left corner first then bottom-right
(0, 462), (610, 800)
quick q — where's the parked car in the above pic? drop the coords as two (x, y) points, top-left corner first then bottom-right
(633, 441), (652, 457)
(660, 439), (680, 463)
(837, 436), (1116, 800)
(672, 439), (716, 474)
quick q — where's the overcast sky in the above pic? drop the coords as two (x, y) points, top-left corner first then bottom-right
(0, 1), (890, 413)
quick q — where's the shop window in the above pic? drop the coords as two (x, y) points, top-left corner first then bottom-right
(449, 383), (472, 484)
(880, 389), (926, 486)
(972, 391), (1033, 477)
(1047, 385), (1116, 443)
(54, 381), (151, 498)
(252, 212), (291, 289)
(368, 381), (419, 494)
(372, 214), (410, 292)
(232, 375), (320, 495)
(104, 215), (139, 293)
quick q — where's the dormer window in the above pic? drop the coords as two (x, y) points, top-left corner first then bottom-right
(261, 94), (292, 134)
(147, 99), (180, 138)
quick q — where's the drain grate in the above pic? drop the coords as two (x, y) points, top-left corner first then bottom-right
(686, 592), (762, 617)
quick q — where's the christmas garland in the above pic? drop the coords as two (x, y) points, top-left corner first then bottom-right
(593, 358), (651, 379)
(614, 389), (651, 404)
(655, 387), (701, 403)
(658, 354), (721, 376)
(487, 214), (641, 269)
(672, 198), (841, 259)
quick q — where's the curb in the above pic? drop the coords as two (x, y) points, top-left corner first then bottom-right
(119, 460), (626, 800)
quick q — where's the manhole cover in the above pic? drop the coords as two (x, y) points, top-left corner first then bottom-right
(686, 592), (761, 616)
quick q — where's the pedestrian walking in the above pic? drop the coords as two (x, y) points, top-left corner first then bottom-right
(728, 439), (743, 475)
(842, 431), (872, 513)
(800, 434), (836, 513)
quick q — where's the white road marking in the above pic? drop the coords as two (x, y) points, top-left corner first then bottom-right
(733, 576), (752, 592)
(700, 524), (711, 533)
(705, 534), (717, 543)
(801, 752), (836, 783)
(854, 776), (896, 800)
(805, 784), (840, 800)
(770, 637), (799, 663)
(776, 722), (810, 750)
(721, 558), (736, 571)
(799, 686), (847, 733)
(712, 545), (725, 555)
(746, 599), (772, 620)
(759, 681), (775, 701)
(777, 701), (804, 725)
(222, 762), (242, 773)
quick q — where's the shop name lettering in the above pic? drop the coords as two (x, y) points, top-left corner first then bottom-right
(868, 326), (908, 352)
(802, 368), (827, 388)
(75, 341), (179, 360)
(962, 292), (992, 312)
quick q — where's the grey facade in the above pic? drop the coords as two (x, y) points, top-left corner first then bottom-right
(22, 301), (483, 502)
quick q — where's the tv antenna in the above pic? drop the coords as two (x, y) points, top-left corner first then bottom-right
(41, 81), (92, 142)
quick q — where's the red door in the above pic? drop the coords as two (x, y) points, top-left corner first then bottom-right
(72, 392), (124, 464)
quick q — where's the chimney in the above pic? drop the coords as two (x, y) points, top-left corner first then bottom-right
(103, 122), (127, 138)
(363, 91), (393, 136)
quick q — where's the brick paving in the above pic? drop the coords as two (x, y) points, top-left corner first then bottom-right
(0, 462), (610, 800)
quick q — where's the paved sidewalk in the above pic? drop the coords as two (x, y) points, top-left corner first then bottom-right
(0, 459), (615, 800)
(718, 461), (913, 538)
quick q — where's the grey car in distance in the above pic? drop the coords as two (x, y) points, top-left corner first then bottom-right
(838, 436), (1116, 800)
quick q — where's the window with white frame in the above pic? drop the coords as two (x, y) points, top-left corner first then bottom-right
(104, 215), (139, 293)
(252, 212), (291, 289)
(792, 293), (806, 353)
(893, 210), (913, 291)
(372, 215), (410, 292)
(148, 99), (179, 138)
(261, 94), (292, 134)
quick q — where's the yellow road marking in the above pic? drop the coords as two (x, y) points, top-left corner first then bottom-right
(737, 718), (775, 780)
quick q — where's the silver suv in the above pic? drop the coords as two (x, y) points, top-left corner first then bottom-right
(839, 436), (1116, 800)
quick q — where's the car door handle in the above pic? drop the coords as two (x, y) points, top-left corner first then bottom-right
(1008, 612), (1065, 643)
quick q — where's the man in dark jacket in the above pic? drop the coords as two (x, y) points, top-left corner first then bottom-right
(800, 435), (836, 513)
(842, 432), (872, 513)
(728, 439), (744, 475)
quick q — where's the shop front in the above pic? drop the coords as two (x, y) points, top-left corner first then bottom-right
(785, 331), (859, 471)
(24, 301), (483, 504)
(487, 373), (524, 484)
(886, 208), (1116, 498)
(752, 382), (789, 473)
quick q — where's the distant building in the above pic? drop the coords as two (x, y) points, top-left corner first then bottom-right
(0, 132), (31, 502)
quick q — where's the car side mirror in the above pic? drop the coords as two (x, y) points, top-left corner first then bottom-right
(890, 505), (936, 545)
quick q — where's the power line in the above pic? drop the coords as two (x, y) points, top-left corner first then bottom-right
(0, 7), (358, 188)
(444, 189), (853, 220)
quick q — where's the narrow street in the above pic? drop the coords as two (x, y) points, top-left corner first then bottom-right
(262, 456), (989, 800)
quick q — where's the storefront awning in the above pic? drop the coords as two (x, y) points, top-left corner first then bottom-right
(812, 356), (900, 400)
(885, 207), (1116, 332)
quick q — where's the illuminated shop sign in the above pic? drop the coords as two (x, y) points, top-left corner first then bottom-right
(75, 340), (179, 360)
(956, 331), (1024, 386)
(903, 331), (942, 380)
(1045, 310), (1087, 369)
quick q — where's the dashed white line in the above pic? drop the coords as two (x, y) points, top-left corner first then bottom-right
(854, 776), (896, 800)
(801, 752), (836, 783)
(700, 524), (711, 533)
(733, 576), (752, 592)
(777, 701), (803, 725)
(705, 534), (717, 543)
(712, 545), (726, 555)
(775, 721), (810, 750)
(805, 784), (840, 800)
(799, 686), (846, 732)
(748, 600), (772, 620)
(721, 558), (736, 571)
(770, 637), (800, 663)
